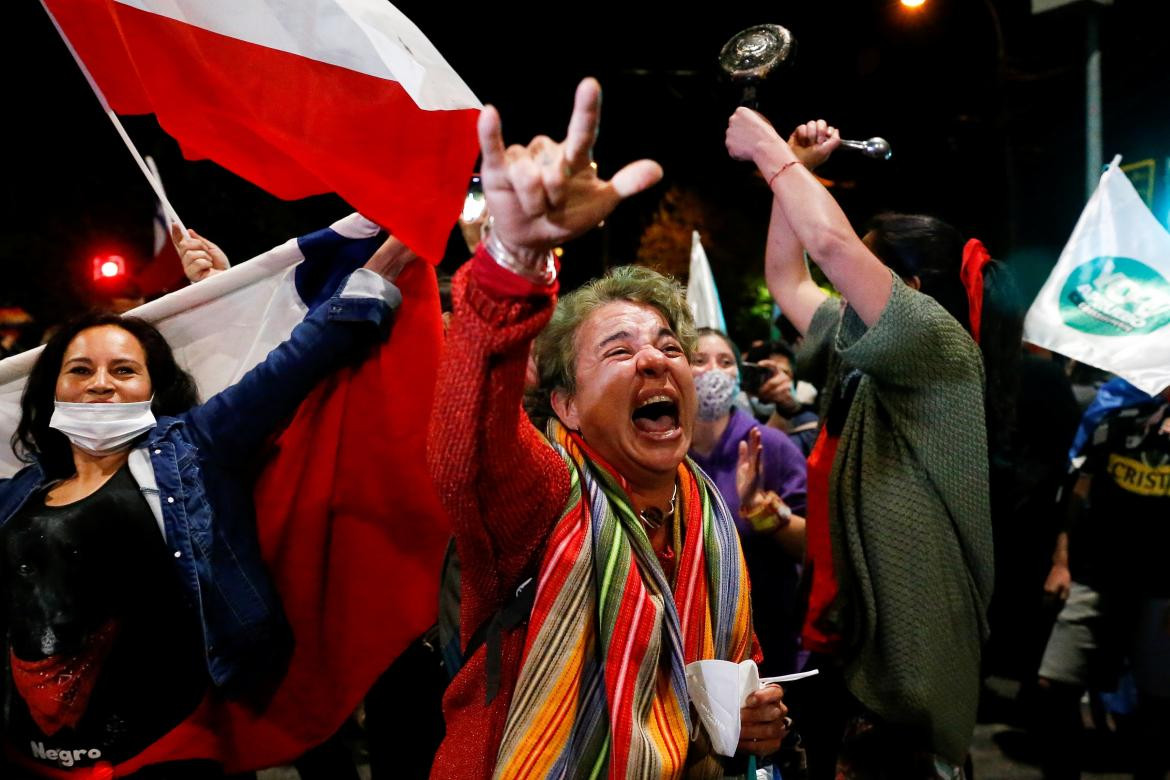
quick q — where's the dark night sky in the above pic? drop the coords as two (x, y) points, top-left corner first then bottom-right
(4, 0), (1170, 342)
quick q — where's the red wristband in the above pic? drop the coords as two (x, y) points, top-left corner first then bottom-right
(767, 159), (802, 188)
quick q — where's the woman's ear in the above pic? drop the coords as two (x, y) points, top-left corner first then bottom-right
(550, 388), (580, 431)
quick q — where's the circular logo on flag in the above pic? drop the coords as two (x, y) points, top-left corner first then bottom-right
(1059, 256), (1170, 336)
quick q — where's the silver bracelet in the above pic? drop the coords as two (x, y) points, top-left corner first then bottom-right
(483, 217), (557, 285)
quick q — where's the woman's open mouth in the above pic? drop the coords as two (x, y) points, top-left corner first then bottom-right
(632, 395), (680, 436)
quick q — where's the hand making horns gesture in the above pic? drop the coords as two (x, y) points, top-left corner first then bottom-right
(478, 77), (663, 263)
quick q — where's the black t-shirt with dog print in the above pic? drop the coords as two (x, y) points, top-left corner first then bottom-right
(0, 464), (205, 772)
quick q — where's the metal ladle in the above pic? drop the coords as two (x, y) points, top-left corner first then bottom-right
(719, 25), (892, 162)
(839, 137), (892, 161)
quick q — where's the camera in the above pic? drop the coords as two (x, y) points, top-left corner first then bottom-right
(739, 362), (775, 395)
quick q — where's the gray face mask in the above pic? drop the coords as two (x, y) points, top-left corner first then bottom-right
(49, 399), (156, 456)
(694, 370), (738, 421)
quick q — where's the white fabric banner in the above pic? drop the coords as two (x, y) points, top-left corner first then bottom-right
(1023, 157), (1170, 395)
(0, 213), (379, 478)
(686, 230), (727, 332)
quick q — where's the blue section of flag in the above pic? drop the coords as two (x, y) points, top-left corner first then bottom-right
(294, 228), (387, 311)
(1068, 376), (1159, 461)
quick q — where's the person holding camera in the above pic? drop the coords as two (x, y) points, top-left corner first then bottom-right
(743, 340), (820, 457)
(689, 327), (808, 676)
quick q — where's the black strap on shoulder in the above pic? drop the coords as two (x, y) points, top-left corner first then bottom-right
(463, 575), (539, 705)
(826, 368), (863, 436)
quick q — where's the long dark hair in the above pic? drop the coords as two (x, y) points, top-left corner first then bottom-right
(865, 213), (970, 329)
(864, 213), (1023, 462)
(12, 312), (199, 477)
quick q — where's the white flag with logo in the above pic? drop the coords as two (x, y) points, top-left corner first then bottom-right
(687, 230), (727, 332)
(1023, 156), (1170, 395)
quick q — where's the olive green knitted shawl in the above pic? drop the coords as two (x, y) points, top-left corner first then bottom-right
(801, 278), (994, 763)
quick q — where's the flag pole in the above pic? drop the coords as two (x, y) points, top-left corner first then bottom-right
(103, 110), (186, 234)
(38, 0), (187, 234)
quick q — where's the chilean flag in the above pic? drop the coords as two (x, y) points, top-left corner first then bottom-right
(0, 215), (450, 774)
(134, 155), (187, 298)
(41, 0), (482, 262)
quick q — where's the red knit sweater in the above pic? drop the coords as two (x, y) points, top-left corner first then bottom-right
(426, 248), (569, 779)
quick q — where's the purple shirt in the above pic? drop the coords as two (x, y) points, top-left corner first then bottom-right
(689, 408), (808, 674)
(689, 408), (808, 529)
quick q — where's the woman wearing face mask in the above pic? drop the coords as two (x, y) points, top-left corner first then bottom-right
(689, 328), (808, 677)
(0, 243), (414, 778)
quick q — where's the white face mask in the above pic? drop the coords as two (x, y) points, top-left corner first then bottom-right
(49, 400), (156, 456)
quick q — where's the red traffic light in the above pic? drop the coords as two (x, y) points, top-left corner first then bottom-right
(92, 254), (126, 281)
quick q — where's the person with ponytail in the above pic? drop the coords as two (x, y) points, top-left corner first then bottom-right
(726, 112), (998, 779)
(863, 212), (1023, 470)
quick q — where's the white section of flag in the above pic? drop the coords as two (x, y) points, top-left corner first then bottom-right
(687, 230), (727, 332)
(112, 0), (481, 111)
(1023, 157), (1170, 395)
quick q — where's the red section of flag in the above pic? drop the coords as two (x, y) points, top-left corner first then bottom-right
(112, 263), (450, 773)
(44, 1), (480, 262)
(45, 0), (152, 112)
(135, 240), (186, 298)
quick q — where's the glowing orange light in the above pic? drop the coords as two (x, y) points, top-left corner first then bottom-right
(901, 0), (926, 7)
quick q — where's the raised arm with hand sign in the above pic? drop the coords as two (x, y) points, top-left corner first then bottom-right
(479, 78), (662, 268)
(429, 78), (783, 777)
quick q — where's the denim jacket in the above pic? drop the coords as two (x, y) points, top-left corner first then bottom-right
(0, 271), (401, 692)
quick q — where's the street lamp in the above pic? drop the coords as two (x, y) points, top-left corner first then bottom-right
(898, 0), (1004, 61)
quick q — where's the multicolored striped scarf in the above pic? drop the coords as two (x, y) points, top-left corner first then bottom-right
(493, 419), (755, 780)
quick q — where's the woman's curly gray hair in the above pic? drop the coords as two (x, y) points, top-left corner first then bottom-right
(526, 265), (697, 428)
